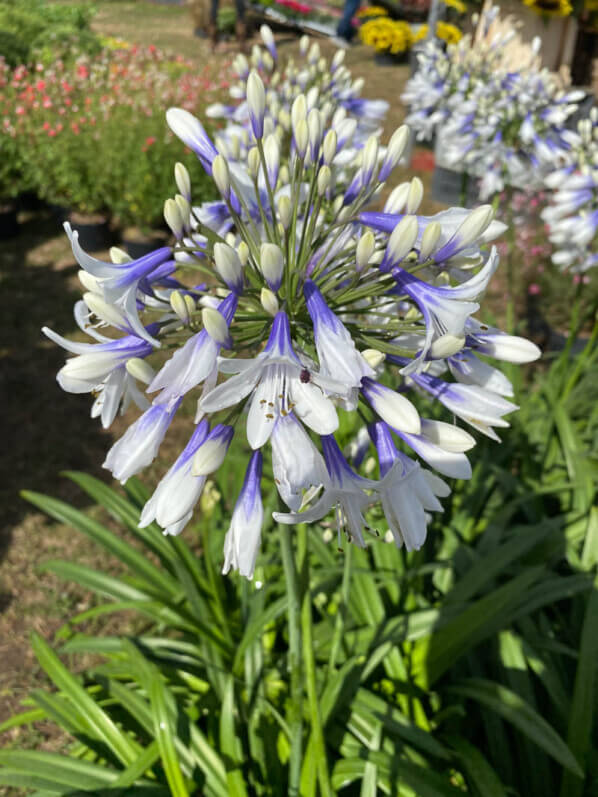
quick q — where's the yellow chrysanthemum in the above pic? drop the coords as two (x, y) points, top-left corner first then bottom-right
(523, 0), (572, 16)
(357, 5), (389, 17)
(412, 22), (462, 44)
(443, 0), (467, 13)
(359, 17), (414, 53)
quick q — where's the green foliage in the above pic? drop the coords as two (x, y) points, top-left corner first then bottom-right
(0, 0), (99, 67)
(1, 334), (597, 794)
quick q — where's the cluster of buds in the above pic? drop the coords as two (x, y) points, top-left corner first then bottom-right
(403, 5), (584, 198)
(45, 30), (540, 579)
(542, 110), (598, 272)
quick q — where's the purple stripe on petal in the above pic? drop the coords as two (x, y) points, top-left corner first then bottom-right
(368, 421), (397, 478)
(239, 449), (263, 518)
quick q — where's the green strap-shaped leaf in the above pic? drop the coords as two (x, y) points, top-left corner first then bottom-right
(445, 735), (507, 796)
(559, 581), (598, 797)
(0, 751), (118, 790)
(150, 678), (190, 797)
(412, 566), (543, 687)
(30, 633), (140, 767)
(61, 471), (177, 564)
(219, 676), (249, 796)
(446, 678), (583, 777)
(22, 487), (180, 598)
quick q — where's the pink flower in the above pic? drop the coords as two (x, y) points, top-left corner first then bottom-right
(15, 105), (25, 115)
(528, 283), (541, 295)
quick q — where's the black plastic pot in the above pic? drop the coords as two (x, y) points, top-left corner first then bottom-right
(68, 213), (113, 252)
(17, 191), (46, 212)
(0, 202), (19, 239)
(431, 166), (478, 208)
(374, 51), (409, 66)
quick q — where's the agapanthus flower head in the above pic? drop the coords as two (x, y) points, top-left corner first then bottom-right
(44, 40), (540, 578)
(403, 6), (583, 199)
(542, 110), (598, 272)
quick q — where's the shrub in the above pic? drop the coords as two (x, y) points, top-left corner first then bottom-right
(4, 46), (225, 221)
(0, 0), (100, 67)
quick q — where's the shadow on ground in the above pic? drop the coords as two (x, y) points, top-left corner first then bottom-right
(0, 210), (113, 564)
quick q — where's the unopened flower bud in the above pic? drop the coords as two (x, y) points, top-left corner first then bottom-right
(261, 287), (279, 316)
(362, 135), (379, 184)
(184, 294), (196, 317)
(264, 134), (280, 186)
(455, 205), (494, 248)
(386, 215), (419, 265)
(331, 49), (345, 71)
(295, 119), (309, 158)
(278, 195), (292, 229)
(174, 162), (191, 201)
(279, 108), (291, 131)
(171, 290), (190, 324)
(248, 147), (261, 179)
(202, 306), (230, 345)
(175, 194), (191, 232)
(108, 247), (131, 265)
(356, 231), (376, 270)
(237, 240), (249, 267)
(214, 242), (244, 293)
(362, 348), (385, 369)
(307, 42), (320, 64)
(353, 77), (364, 94)
(299, 35), (309, 55)
(384, 182), (410, 214)
(233, 53), (249, 78)
(164, 198), (184, 240)
(317, 165), (331, 195)
(260, 24), (277, 60)
(322, 129), (337, 165)
(307, 108), (321, 158)
(420, 222), (441, 260)
(126, 357), (156, 384)
(260, 242), (284, 291)
(291, 94), (307, 131)
(84, 292), (128, 329)
(212, 154), (231, 199)
(306, 86), (319, 111)
(247, 71), (266, 139)
(379, 125), (409, 181)
(406, 177), (424, 214)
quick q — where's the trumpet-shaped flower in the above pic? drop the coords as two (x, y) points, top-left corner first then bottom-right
(139, 420), (210, 535)
(275, 435), (376, 547)
(104, 399), (181, 484)
(201, 311), (340, 448)
(370, 422), (449, 550)
(222, 450), (264, 578)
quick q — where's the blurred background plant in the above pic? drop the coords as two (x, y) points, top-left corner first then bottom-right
(2, 45), (220, 223)
(0, 0), (101, 68)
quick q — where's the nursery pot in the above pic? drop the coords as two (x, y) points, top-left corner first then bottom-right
(122, 227), (168, 259)
(374, 51), (408, 66)
(431, 166), (478, 208)
(17, 191), (46, 213)
(0, 201), (19, 239)
(68, 211), (113, 252)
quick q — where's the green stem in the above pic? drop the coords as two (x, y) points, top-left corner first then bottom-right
(299, 524), (332, 797)
(279, 523), (303, 796)
(327, 543), (353, 674)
